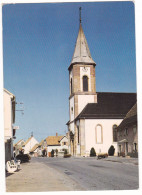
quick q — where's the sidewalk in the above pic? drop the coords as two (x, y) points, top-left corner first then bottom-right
(6, 160), (82, 192)
(101, 156), (138, 165)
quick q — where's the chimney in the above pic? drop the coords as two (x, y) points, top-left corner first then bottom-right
(56, 133), (58, 137)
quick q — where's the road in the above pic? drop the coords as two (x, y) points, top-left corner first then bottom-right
(32, 156), (139, 191)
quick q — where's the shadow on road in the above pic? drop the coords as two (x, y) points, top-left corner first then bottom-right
(5, 169), (21, 177)
(5, 172), (14, 177)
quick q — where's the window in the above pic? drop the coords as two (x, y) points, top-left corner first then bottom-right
(124, 128), (128, 136)
(119, 145), (121, 153)
(77, 127), (79, 144)
(71, 78), (73, 94)
(71, 107), (73, 114)
(64, 142), (66, 145)
(133, 125), (137, 134)
(113, 125), (117, 142)
(96, 125), (103, 144)
(126, 142), (128, 153)
(83, 76), (88, 91)
(134, 143), (137, 152)
(124, 128), (128, 135)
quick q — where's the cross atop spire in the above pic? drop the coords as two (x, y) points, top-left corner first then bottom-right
(69, 9), (96, 67)
(79, 7), (82, 24)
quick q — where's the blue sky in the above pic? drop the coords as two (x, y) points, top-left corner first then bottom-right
(2, 2), (136, 143)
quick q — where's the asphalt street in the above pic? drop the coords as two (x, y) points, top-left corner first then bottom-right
(32, 156), (139, 191)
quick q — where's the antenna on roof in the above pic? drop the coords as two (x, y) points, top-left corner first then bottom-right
(31, 131), (33, 137)
(79, 7), (82, 24)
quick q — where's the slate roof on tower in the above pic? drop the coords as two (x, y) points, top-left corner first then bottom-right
(75, 92), (137, 120)
(68, 23), (96, 70)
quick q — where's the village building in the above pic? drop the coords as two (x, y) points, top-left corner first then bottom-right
(4, 88), (18, 162)
(13, 139), (25, 156)
(22, 135), (39, 154)
(29, 144), (39, 157)
(44, 133), (68, 157)
(67, 11), (137, 157)
(117, 103), (138, 157)
(37, 139), (45, 156)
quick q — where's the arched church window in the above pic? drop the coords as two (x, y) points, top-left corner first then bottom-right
(71, 78), (73, 94)
(113, 125), (117, 142)
(96, 124), (103, 144)
(83, 75), (88, 91)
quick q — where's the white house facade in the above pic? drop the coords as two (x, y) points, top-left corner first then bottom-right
(22, 136), (39, 154)
(4, 89), (16, 162)
(44, 134), (69, 156)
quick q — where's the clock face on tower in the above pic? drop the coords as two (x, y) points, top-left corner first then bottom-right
(82, 67), (88, 72)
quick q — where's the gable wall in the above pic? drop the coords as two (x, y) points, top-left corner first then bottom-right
(60, 137), (68, 146)
(24, 137), (39, 154)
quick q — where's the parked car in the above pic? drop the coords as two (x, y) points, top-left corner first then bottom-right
(16, 154), (31, 163)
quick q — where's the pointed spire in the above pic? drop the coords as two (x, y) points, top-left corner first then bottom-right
(70, 8), (96, 67)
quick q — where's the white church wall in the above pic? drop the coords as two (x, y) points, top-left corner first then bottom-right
(84, 119), (122, 156)
(70, 96), (74, 121)
(78, 95), (95, 114)
(69, 121), (75, 133)
(69, 70), (73, 94)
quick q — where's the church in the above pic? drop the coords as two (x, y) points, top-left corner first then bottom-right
(66, 9), (136, 157)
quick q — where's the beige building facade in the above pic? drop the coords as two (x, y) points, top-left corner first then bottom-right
(117, 103), (138, 157)
(4, 89), (16, 162)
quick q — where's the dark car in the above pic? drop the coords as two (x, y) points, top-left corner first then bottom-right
(16, 154), (31, 163)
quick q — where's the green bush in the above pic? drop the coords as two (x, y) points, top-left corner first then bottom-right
(108, 145), (115, 156)
(64, 149), (68, 155)
(51, 149), (54, 157)
(64, 154), (71, 158)
(42, 149), (47, 157)
(90, 147), (96, 157)
(97, 153), (108, 159)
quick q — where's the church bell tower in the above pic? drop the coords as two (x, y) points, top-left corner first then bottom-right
(67, 8), (97, 156)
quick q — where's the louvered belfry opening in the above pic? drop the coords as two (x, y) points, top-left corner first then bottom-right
(83, 75), (88, 91)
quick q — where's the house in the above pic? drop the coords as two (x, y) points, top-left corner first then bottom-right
(4, 88), (18, 162)
(66, 10), (137, 157)
(22, 135), (39, 154)
(37, 139), (45, 156)
(13, 139), (25, 156)
(44, 133), (68, 157)
(29, 144), (39, 157)
(117, 103), (138, 157)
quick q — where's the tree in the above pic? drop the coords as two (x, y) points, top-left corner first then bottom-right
(108, 145), (115, 156)
(64, 149), (68, 155)
(55, 149), (58, 157)
(51, 149), (54, 157)
(90, 147), (96, 157)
